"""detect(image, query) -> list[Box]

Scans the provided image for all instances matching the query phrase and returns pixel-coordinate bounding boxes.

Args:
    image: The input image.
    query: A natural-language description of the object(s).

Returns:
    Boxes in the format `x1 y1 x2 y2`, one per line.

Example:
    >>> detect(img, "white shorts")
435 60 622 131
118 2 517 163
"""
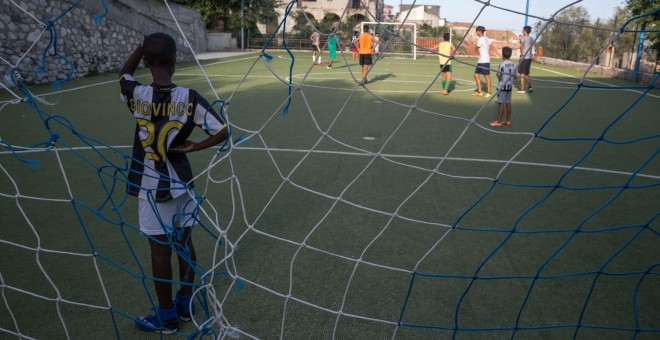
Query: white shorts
138 194 199 236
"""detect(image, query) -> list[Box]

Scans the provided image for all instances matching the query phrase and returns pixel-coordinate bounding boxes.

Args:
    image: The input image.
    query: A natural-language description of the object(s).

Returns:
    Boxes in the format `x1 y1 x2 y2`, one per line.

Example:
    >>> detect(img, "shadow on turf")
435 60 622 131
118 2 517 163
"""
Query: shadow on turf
368 72 395 83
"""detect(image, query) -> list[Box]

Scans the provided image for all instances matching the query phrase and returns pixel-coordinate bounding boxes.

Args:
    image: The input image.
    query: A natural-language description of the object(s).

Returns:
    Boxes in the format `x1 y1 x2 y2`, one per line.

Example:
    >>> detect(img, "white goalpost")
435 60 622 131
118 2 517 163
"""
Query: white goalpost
361 21 417 60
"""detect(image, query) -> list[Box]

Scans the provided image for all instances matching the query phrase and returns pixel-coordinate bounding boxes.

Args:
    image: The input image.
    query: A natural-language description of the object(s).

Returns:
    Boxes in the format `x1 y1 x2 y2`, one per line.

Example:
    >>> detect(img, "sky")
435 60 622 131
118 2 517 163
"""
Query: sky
387 0 627 34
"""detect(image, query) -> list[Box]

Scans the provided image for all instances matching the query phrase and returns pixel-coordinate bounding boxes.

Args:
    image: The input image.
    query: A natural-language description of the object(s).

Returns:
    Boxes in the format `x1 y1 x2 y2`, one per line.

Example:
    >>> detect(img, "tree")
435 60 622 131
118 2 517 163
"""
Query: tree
171 0 280 37
625 0 660 63
608 7 636 67
535 6 591 61
532 5 638 63
417 23 448 38
290 11 316 39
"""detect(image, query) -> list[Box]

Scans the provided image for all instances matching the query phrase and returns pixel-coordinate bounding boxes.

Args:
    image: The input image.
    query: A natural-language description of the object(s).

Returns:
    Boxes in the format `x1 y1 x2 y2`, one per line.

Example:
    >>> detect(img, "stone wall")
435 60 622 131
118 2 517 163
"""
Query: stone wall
0 0 206 86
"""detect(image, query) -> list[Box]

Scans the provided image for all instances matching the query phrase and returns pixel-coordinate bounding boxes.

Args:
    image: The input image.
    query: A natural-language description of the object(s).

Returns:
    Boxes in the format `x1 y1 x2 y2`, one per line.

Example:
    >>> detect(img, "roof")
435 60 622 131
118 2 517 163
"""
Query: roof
400 4 440 15
446 22 474 29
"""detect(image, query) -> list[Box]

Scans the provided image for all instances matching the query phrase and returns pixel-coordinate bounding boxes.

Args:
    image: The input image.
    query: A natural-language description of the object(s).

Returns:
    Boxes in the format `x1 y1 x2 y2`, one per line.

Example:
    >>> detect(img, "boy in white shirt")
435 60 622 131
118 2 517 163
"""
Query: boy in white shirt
473 26 500 98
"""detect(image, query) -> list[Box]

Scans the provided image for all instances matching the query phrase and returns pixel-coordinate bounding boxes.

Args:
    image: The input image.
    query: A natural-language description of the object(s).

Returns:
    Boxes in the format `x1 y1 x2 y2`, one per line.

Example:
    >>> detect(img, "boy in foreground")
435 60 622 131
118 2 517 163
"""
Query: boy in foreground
119 32 228 334
490 46 516 127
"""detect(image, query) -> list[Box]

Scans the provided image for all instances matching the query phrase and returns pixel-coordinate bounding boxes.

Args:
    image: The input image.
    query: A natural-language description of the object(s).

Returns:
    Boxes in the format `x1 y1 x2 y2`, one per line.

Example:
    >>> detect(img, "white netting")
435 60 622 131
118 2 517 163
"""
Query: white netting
1 0 659 339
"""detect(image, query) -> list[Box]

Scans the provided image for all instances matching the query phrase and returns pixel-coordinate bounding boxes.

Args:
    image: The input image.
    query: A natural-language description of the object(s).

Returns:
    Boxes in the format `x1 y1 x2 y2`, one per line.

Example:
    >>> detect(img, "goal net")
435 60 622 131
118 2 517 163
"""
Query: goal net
1 0 659 339
361 22 417 60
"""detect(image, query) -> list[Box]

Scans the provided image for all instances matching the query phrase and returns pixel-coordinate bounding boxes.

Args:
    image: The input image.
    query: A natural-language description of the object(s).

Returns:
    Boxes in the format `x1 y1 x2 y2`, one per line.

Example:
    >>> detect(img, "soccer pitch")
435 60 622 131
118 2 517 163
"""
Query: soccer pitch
1 51 659 339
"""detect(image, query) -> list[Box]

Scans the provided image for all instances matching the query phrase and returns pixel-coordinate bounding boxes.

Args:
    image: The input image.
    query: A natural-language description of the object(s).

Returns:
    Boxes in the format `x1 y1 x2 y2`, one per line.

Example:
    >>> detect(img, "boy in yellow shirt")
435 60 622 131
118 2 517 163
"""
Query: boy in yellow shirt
438 33 457 95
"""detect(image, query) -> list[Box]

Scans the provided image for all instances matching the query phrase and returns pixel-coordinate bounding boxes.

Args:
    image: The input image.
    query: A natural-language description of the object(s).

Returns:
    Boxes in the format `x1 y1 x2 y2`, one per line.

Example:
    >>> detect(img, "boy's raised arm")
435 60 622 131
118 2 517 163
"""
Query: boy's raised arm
120 44 144 77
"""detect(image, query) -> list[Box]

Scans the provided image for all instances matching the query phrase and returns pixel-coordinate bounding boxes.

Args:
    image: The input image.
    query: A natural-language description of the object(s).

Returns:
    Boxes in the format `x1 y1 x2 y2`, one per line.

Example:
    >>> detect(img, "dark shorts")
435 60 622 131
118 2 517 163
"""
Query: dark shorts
440 65 453 73
359 54 373 66
518 59 532 75
311 44 320 52
497 90 512 104
475 63 491 75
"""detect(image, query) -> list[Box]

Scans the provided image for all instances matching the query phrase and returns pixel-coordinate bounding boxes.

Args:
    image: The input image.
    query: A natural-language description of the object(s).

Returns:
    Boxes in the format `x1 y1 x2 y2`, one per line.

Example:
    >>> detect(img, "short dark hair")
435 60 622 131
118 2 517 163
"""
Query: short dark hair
443 33 450 41
143 33 176 67
502 46 512 59
364 26 370 32
523 26 532 34
476 26 485 32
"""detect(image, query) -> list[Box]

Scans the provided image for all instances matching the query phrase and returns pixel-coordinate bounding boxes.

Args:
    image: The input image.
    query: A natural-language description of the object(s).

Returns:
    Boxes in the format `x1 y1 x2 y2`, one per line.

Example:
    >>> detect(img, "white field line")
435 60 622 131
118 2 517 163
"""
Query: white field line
533 65 660 100
0 56 257 105
2 144 658 181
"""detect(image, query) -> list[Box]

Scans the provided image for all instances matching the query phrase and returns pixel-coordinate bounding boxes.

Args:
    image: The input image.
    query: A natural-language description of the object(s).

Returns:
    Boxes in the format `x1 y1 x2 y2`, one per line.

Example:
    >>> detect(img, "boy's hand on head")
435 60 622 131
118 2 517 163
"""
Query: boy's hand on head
169 140 196 154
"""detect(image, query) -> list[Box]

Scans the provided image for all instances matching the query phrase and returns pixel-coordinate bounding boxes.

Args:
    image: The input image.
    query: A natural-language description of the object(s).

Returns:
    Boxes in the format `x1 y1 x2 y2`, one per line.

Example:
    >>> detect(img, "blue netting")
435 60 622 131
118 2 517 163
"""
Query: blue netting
1 0 658 339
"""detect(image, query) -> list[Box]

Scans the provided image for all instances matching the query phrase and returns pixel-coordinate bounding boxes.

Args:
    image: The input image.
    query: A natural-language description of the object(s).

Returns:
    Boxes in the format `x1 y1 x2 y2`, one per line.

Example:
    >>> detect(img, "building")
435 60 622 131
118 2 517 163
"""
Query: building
383 4 396 22
398 4 445 27
446 22 520 58
261 0 385 34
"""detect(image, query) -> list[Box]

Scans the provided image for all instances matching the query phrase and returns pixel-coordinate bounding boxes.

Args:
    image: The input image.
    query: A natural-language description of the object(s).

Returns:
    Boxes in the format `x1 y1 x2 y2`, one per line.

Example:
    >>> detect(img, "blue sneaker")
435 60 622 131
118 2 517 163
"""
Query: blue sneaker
174 290 195 322
136 307 179 334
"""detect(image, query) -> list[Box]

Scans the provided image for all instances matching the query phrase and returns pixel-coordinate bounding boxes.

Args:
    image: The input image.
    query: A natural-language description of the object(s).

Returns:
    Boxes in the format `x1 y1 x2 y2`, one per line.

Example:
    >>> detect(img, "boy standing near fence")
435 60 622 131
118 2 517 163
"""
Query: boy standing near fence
119 32 228 334
518 25 534 93
490 46 516 127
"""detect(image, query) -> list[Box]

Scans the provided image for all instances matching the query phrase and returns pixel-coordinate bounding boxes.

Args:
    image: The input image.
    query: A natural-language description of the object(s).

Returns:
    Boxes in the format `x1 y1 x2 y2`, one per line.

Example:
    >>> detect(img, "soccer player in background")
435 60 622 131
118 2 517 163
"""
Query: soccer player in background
310 27 322 65
355 26 376 84
438 32 457 95
327 32 339 69
518 25 534 93
490 46 516 127
351 31 359 62
119 32 228 334
473 26 500 98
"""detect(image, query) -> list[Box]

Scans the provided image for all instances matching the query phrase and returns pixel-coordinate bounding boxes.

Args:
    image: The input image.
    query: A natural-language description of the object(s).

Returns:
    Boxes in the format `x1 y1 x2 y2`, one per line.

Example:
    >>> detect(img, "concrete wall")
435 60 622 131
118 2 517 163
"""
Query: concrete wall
207 33 237 52
0 0 206 85
538 57 657 85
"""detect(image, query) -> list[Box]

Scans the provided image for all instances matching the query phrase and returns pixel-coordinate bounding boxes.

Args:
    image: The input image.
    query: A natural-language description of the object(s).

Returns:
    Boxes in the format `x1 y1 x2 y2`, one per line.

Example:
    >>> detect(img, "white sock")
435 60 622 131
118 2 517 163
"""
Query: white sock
318 56 321 63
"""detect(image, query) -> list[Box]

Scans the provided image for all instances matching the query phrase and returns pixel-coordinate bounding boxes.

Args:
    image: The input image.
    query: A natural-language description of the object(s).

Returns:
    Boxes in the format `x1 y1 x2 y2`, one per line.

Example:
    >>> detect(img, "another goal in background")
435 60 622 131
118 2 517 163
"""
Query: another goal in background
361 21 417 60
